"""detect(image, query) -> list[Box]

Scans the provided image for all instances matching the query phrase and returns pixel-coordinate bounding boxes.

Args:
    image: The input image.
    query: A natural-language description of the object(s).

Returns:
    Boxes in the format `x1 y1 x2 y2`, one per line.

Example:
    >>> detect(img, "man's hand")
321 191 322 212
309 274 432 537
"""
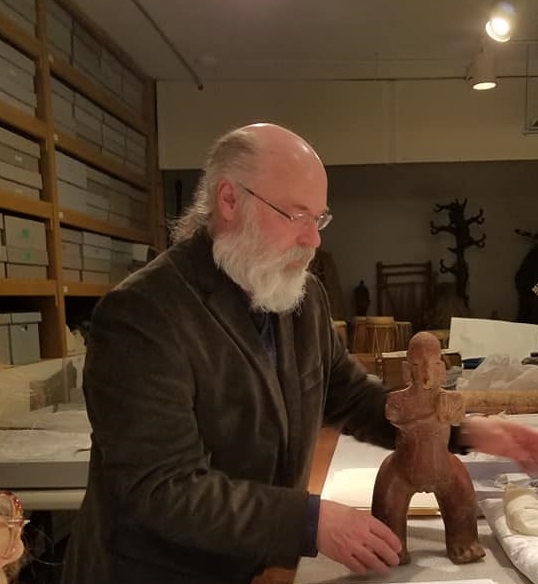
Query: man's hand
317 499 401 575
463 415 538 474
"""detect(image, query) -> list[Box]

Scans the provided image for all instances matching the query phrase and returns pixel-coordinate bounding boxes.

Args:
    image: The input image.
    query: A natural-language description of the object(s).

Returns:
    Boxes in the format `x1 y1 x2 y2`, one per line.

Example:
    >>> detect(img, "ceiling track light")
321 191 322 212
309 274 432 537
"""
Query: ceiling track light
485 1 516 43
466 46 497 90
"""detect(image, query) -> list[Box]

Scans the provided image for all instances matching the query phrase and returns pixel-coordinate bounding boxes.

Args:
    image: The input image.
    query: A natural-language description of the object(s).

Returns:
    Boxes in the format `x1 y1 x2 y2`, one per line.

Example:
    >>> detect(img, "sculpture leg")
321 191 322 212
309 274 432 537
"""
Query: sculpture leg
435 456 485 564
371 455 414 564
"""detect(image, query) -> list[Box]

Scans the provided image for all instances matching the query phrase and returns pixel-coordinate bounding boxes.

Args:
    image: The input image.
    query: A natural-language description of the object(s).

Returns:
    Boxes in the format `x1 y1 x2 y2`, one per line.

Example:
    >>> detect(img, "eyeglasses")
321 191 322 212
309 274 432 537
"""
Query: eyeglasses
238 183 333 231
0 491 27 560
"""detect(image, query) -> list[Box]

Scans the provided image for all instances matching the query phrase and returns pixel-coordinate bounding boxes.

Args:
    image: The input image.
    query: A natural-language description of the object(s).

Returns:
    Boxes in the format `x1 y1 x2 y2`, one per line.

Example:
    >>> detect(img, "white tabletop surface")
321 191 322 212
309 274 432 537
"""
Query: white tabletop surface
295 416 538 584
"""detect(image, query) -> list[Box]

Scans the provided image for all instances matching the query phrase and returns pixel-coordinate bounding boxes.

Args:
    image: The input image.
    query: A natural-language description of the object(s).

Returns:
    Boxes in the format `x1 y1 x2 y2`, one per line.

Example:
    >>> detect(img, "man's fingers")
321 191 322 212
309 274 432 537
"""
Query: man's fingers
370 518 403 553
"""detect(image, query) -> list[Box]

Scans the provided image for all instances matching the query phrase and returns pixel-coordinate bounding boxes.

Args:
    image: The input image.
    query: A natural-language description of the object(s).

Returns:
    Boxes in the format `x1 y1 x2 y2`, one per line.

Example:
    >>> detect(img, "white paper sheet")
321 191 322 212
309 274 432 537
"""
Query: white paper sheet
449 317 538 361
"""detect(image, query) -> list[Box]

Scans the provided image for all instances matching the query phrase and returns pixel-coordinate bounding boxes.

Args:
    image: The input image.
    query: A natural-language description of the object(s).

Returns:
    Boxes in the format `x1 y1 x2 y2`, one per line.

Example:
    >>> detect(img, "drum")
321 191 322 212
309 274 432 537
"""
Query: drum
350 316 368 353
394 321 413 351
366 316 396 356
333 320 348 348
427 329 450 349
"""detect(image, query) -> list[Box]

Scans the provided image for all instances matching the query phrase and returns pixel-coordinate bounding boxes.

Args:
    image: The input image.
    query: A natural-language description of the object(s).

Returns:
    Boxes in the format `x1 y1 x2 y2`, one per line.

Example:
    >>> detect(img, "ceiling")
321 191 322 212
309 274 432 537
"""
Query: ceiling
71 0 538 87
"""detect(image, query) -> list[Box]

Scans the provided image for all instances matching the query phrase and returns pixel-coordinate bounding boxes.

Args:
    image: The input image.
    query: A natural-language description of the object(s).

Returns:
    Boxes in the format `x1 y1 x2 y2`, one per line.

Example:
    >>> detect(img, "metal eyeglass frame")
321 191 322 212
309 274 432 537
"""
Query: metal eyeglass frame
238 183 333 231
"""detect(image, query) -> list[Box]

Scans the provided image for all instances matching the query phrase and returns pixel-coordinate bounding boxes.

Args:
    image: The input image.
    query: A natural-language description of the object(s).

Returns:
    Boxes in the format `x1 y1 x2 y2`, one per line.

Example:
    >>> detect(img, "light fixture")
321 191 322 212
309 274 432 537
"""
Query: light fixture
485 1 516 43
466 46 497 90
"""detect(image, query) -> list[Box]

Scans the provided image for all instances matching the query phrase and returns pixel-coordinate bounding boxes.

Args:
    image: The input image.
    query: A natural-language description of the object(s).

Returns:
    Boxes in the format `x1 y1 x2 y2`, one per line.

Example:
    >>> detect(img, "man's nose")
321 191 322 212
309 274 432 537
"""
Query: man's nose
297 222 321 248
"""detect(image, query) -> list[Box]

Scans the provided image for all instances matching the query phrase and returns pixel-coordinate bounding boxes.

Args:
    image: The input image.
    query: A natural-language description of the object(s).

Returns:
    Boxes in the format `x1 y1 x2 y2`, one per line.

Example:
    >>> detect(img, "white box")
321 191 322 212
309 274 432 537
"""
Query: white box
62 268 80 282
6 246 48 266
0 38 35 75
0 125 39 157
0 142 39 172
103 112 126 135
0 176 40 200
57 179 86 213
74 106 102 133
0 75 37 107
4 215 47 250
6 263 47 279
81 232 111 250
85 191 108 211
55 152 87 188
51 92 74 125
0 56 34 93
82 270 109 285
0 89 34 115
0 4 35 35
75 120 102 146
74 94 102 121
103 138 125 159
60 227 82 244
86 166 111 186
1 0 36 23
0 161 42 189
51 77 74 102
46 12 71 55
85 205 108 221
108 212 129 228
47 0 71 28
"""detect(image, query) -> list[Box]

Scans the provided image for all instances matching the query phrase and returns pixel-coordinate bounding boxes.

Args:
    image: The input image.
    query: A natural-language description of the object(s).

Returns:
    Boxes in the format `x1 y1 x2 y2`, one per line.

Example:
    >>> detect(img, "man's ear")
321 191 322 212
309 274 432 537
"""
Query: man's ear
216 180 238 222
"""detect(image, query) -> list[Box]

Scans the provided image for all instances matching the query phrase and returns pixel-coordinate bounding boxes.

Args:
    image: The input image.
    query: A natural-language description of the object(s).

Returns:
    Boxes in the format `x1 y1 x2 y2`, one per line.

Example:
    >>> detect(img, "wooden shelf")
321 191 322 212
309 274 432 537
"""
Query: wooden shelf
50 56 149 136
54 130 148 190
59 207 152 243
0 101 47 141
0 10 40 59
63 282 111 297
0 191 53 219
0 278 57 296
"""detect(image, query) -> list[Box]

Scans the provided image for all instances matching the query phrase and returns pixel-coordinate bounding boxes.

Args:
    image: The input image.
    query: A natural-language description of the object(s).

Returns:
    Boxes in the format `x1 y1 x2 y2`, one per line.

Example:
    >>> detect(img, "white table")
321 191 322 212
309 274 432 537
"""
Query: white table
295 422 537 584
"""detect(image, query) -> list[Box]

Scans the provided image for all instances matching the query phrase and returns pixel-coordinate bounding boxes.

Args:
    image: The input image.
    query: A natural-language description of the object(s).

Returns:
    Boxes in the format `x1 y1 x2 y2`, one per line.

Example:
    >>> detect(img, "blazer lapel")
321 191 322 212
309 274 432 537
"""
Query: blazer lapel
191 231 289 444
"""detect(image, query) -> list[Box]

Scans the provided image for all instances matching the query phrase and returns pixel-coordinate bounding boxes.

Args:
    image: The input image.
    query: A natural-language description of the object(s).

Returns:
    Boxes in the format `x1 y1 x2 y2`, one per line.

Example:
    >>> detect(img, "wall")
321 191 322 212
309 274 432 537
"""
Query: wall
157 78 538 168
158 77 538 323
164 160 538 322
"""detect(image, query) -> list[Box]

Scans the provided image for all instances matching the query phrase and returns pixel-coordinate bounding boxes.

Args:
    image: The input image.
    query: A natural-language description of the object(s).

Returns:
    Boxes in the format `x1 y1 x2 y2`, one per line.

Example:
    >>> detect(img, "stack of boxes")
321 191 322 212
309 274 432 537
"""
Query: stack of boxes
51 77 147 174
3 214 48 279
0 124 42 200
0 0 35 36
60 226 134 285
0 36 37 116
45 0 144 115
55 151 148 231
0 213 4 277
0 311 42 366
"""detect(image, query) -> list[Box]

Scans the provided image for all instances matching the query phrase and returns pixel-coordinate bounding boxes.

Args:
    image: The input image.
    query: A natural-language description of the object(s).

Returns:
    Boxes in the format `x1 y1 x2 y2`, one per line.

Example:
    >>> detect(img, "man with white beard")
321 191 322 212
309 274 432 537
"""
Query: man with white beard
62 123 538 584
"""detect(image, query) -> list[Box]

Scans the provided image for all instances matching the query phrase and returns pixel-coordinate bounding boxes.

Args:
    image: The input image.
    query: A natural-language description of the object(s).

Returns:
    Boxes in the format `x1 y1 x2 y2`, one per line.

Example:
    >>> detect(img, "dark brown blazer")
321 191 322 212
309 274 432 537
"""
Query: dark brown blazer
61 230 394 584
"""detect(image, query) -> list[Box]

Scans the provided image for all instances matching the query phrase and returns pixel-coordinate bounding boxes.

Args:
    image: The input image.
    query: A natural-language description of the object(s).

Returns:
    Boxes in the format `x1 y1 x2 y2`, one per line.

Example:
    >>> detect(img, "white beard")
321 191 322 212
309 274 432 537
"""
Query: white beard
213 211 315 313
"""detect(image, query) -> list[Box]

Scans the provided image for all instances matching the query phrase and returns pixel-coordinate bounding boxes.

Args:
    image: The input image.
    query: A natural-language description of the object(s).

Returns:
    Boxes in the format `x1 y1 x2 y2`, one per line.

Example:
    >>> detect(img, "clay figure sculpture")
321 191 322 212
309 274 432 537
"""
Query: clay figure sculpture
371 331 485 565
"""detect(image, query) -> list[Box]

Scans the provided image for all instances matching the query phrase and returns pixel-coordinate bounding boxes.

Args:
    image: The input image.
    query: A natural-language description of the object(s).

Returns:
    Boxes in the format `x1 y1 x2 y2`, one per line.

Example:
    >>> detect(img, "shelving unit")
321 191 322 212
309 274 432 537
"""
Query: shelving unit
0 0 163 360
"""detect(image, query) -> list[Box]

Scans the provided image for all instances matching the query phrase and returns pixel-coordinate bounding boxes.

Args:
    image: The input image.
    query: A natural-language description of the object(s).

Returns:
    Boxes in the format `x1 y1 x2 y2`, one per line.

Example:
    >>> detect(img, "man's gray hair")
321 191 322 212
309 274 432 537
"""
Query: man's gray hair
170 127 260 242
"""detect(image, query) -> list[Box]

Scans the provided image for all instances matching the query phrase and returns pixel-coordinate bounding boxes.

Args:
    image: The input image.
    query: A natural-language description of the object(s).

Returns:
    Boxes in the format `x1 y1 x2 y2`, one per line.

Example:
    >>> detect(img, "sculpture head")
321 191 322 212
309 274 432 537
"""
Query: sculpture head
403 331 446 390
